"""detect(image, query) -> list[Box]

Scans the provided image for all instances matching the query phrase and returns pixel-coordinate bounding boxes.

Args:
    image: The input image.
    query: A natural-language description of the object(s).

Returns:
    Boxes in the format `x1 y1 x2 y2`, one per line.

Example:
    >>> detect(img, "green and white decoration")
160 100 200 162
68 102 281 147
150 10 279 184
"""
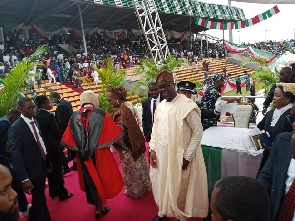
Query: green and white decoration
195 5 280 30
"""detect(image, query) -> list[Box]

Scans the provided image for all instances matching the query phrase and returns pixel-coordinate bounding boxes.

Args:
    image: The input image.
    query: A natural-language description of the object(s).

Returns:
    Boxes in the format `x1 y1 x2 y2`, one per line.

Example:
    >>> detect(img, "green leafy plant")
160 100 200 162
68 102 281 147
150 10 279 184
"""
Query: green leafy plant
242 56 280 95
251 67 279 95
0 45 48 117
92 59 126 114
132 55 186 98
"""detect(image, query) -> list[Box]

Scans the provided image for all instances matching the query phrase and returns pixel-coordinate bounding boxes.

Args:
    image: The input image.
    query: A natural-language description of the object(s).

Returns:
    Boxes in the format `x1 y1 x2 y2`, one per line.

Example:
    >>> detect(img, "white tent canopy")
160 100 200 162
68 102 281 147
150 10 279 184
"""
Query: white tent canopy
269 51 295 72
232 0 294 3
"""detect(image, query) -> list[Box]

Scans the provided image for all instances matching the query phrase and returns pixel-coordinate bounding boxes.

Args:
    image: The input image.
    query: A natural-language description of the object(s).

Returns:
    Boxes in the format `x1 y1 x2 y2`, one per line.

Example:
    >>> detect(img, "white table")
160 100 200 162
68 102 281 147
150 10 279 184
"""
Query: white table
201 125 263 193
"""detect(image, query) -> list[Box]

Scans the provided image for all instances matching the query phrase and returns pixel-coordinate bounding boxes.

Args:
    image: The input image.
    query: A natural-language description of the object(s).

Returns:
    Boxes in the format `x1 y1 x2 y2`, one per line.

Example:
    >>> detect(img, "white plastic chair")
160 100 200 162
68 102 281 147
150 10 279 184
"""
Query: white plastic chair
232 104 254 128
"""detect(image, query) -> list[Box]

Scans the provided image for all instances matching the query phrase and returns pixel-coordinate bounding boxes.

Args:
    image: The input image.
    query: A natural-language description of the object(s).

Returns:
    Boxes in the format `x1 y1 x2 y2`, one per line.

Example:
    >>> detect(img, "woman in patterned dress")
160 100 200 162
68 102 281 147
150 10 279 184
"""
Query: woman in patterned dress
108 84 151 198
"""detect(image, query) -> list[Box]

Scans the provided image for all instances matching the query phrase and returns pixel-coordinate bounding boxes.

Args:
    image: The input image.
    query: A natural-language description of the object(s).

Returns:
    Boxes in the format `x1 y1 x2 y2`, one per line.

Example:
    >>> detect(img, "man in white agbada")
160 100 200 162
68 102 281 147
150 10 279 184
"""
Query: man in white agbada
47 67 56 83
150 70 208 221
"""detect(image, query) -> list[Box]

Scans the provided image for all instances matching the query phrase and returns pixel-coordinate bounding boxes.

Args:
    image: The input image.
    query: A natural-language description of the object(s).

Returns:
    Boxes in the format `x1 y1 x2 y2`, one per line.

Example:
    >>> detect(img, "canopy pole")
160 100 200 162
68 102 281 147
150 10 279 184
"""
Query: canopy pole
206 33 208 57
223 22 227 57
189 17 192 50
228 0 233 42
200 33 203 59
78 4 87 55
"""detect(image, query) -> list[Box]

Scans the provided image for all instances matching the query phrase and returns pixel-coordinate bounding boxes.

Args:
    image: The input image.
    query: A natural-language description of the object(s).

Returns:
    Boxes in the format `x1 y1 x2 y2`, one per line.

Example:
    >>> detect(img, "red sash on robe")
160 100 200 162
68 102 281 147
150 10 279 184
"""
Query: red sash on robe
62 113 124 205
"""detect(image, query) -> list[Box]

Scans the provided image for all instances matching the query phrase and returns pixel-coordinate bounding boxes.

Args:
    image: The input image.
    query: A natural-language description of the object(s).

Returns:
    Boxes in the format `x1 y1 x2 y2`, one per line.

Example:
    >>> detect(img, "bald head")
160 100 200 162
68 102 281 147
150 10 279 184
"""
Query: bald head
0 164 18 218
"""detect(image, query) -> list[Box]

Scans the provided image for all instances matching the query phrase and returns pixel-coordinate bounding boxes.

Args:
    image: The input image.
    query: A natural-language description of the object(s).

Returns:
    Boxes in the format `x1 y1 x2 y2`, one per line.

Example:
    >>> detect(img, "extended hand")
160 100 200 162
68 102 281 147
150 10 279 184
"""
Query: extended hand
225 112 231 116
263 143 271 151
23 180 34 195
182 158 190 170
150 150 157 169
262 108 267 116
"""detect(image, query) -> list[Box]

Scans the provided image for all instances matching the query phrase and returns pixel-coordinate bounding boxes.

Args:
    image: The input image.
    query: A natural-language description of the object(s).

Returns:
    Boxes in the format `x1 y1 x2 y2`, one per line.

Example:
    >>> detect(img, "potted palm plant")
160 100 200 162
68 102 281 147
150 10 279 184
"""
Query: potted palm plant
92 59 126 113
131 55 186 99
0 44 48 117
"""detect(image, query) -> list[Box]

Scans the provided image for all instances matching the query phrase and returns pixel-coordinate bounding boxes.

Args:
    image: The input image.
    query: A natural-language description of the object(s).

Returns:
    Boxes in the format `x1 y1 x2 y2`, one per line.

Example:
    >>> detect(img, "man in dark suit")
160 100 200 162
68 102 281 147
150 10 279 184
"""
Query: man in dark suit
8 97 51 221
35 95 73 201
0 110 31 218
262 67 292 115
258 103 295 221
49 91 73 132
50 91 74 173
142 82 162 142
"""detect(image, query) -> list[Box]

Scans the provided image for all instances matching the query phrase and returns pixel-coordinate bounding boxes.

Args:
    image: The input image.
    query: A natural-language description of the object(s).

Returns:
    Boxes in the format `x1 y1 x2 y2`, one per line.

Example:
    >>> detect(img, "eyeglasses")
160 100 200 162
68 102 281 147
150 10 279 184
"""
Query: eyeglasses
23 105 36 111
157 83 173 90
287 115 295 124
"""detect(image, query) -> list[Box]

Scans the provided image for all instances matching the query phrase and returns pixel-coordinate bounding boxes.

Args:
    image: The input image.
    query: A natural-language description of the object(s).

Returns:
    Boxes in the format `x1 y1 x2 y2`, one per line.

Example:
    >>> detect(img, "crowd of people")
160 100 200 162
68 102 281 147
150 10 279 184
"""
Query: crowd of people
4 67 295 221
2 28 295 221
245 39 295 55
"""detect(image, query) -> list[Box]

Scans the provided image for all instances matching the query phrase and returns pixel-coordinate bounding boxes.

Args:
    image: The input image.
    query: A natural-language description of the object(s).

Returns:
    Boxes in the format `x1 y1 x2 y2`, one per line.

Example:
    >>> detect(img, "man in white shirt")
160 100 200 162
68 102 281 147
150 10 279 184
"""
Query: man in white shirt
8 97 51 221
47 67 56 83
258 102 295 221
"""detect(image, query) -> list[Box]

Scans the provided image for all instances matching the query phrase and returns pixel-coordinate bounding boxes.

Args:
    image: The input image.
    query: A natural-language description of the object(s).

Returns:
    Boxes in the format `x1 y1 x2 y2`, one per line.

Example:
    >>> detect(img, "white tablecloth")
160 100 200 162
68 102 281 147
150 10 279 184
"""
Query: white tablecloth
202 126 263 179
202 127 252 151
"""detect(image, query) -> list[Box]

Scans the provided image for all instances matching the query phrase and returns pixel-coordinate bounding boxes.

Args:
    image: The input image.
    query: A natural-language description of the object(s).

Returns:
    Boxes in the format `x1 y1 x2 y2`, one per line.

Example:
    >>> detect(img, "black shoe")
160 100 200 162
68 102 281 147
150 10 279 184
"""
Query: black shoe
62 168 71 175
70 163 77 171
152 215 167 221
59 193 74 201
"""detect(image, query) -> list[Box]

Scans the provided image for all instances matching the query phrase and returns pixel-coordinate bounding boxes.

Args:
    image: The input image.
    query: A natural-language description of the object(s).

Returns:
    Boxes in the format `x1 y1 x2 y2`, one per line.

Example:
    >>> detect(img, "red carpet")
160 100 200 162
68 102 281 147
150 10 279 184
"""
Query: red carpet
63 82 84 94
19 152 204 221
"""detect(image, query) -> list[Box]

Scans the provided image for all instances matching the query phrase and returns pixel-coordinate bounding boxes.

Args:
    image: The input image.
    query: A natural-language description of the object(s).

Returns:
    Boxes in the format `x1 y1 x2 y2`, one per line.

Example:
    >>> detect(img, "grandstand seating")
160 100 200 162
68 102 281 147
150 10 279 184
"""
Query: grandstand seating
175 58 253 82
23 80 142 113
123 58 253 84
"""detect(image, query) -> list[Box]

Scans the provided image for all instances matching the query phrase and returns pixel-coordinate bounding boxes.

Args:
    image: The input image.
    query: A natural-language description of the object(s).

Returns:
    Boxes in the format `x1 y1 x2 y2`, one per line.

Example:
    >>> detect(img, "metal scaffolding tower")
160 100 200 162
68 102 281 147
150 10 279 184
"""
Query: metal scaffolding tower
133 0 170 66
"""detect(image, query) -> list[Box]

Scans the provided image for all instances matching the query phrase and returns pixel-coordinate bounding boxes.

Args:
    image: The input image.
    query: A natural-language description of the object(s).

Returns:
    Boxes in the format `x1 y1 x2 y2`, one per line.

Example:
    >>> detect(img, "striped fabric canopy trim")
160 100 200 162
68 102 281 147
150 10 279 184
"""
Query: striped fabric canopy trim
81 0 245 20
195 5 280 30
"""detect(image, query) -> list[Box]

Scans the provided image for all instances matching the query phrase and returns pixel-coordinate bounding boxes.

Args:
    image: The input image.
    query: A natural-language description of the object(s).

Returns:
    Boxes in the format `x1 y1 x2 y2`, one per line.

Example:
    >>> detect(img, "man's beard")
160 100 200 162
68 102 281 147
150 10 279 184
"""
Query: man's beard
0 199 19 221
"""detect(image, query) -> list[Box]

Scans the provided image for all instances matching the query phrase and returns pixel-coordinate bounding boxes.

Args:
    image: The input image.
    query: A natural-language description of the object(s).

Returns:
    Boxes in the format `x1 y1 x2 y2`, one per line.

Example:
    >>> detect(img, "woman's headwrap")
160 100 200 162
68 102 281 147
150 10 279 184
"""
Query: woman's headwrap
108 84 127 101
80 90 99 107
276 83 295 103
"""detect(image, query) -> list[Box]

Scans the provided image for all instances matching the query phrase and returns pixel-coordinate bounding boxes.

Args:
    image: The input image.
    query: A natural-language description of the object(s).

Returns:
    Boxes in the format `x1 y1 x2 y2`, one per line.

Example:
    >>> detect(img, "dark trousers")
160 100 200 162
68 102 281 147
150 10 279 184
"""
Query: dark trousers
47 150 68 200
29 161 51 221
236 86 242 94
62 153 70 170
